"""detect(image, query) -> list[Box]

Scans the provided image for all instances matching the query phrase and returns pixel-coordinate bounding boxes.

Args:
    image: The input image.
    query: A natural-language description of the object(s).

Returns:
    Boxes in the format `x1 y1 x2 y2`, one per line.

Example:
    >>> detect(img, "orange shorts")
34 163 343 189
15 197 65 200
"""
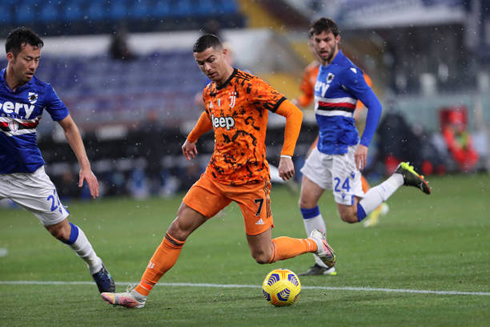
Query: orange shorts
183 174 274 235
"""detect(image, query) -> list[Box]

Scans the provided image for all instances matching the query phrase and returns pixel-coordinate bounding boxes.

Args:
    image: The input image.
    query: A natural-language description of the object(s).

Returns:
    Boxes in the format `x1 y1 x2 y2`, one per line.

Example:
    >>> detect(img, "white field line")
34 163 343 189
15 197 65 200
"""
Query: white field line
1 281 489 296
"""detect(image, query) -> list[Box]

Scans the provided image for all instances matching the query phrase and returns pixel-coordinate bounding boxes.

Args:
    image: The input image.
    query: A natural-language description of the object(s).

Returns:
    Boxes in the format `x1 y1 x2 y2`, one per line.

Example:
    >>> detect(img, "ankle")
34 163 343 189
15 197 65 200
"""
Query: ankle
135 283 152 297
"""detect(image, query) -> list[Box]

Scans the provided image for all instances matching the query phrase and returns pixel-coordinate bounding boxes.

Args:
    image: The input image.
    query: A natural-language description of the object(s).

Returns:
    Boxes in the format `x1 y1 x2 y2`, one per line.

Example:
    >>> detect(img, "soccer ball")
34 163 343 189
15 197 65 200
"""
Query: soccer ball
262 268 301 306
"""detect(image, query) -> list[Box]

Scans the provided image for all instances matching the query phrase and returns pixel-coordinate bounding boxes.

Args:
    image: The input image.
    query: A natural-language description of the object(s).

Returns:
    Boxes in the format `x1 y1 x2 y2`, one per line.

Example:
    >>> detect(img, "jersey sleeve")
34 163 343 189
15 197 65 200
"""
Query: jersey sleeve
296 66 316 108
341 68 382 147
340 67 370 96
44 84 69 121
275 100 303 157
187 111 213 143
247 77 286 113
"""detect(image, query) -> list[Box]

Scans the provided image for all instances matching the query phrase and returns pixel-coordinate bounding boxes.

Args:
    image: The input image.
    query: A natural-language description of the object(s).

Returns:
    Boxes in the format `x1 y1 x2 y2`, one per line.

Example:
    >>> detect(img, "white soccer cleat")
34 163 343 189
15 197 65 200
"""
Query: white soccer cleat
101 285 147 309
298 263 337 276
309 229 336 268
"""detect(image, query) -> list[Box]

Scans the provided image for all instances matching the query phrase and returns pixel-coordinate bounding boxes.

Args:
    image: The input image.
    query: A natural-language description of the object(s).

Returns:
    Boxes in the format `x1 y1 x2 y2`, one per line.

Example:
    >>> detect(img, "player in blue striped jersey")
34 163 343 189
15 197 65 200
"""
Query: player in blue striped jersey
298 18 431 276
0 27 114 293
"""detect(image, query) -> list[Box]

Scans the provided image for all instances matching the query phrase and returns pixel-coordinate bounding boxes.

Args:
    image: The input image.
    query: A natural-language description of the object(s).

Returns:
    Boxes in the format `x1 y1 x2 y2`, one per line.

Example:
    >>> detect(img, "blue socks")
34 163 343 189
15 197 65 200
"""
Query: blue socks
300 206 321 219
62 222 79 245
357 203 367 221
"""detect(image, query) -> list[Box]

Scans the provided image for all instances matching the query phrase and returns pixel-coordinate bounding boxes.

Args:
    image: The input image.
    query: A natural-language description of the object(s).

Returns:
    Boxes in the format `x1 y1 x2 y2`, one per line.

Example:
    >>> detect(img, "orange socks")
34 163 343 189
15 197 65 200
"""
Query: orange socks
134 234 317 294
135 233 185 296
269 236 317 263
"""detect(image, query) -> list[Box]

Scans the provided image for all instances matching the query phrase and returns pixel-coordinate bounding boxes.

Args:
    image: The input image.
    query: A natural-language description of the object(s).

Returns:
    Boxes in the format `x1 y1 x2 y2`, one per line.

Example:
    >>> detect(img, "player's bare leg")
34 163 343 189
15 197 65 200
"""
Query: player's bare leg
246 227 335 266
47 219 115 293
102 203 206 308
298 176 336 275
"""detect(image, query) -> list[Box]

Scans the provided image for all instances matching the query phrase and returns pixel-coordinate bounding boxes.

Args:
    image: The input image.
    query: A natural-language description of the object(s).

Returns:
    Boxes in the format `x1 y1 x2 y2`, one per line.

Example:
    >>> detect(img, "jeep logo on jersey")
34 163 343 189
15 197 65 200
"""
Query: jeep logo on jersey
0 101 35 119
28 92 38 104
211 114 235 130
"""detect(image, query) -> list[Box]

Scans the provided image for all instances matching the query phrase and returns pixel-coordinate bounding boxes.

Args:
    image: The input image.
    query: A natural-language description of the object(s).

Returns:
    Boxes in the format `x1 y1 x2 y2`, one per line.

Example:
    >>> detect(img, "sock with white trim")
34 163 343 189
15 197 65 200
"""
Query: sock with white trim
358 174 404 221
301 206 329 268
63 222 102 274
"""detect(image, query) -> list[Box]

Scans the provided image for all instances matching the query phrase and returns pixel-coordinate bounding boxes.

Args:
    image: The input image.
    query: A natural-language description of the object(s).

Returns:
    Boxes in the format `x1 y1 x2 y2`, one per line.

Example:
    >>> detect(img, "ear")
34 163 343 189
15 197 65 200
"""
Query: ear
6 52 14 62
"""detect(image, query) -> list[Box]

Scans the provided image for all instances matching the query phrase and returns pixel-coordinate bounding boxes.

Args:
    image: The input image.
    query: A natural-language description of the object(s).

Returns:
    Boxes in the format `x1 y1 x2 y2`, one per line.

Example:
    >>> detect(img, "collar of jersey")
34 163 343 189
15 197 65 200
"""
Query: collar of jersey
216 68 238 90
322 50 345 68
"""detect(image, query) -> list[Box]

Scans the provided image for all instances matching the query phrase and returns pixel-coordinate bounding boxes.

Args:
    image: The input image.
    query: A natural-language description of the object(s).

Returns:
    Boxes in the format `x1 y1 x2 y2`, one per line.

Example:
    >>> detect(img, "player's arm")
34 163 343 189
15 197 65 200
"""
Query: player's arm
356 88 382 170
293 65 316 108
58 114 99 198
292 87 314 109
293 80 314 109
182 111 213 160
344 71 382 170
274 100 303 181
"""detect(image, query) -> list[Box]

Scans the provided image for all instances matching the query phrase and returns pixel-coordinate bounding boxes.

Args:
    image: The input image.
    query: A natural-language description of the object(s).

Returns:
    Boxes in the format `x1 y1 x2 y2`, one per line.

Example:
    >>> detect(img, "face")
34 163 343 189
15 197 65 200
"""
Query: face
7 43 41 86
312 30 340 65
194 46 231 85
308 35 321 62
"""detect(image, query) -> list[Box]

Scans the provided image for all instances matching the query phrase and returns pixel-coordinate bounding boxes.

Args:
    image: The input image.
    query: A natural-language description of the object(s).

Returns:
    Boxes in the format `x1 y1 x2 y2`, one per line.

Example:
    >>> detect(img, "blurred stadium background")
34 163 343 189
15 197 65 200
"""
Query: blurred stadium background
0 0 489 201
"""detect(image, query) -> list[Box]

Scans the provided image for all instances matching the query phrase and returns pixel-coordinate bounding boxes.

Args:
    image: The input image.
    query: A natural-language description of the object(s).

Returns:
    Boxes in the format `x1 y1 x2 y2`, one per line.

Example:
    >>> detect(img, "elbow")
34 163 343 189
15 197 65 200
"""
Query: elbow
294 107 303 121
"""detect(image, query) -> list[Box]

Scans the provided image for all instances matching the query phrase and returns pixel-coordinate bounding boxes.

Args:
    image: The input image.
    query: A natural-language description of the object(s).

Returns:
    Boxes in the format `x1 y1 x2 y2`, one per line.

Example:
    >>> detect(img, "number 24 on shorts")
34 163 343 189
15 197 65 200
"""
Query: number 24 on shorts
47 189 63 214
334 177 350 193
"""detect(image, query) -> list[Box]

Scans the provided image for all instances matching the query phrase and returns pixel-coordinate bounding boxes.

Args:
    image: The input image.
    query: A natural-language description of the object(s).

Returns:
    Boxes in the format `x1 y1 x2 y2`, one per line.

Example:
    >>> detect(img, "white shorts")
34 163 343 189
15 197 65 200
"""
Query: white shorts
0 166 69 226
301 146 364 205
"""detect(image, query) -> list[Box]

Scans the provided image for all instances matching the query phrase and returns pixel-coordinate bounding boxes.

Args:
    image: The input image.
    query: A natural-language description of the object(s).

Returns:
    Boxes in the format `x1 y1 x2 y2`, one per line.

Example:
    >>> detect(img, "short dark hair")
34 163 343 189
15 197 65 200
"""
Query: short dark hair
193 34 223 53
5 27 44 56
309 18 340 38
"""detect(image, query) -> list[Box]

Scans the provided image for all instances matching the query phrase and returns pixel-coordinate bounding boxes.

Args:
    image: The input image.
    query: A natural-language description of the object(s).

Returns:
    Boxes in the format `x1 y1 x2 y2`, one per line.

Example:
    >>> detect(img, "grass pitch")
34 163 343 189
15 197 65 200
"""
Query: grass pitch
1 174 489 326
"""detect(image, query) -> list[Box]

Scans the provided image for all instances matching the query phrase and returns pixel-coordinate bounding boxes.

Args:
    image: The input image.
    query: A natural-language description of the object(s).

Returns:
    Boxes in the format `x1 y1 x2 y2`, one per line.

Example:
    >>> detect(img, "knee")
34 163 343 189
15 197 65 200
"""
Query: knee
47 223 71 242
299 197 314 210
340 212 358 224
167 219 189 241
253 254 270 265
251 249 272 265
167 216 197 242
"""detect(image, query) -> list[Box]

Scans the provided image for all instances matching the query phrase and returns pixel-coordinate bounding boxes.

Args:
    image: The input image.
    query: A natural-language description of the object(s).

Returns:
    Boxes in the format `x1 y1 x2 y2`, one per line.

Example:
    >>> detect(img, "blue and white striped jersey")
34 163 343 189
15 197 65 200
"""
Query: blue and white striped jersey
0 68 69 174
314 50 382 155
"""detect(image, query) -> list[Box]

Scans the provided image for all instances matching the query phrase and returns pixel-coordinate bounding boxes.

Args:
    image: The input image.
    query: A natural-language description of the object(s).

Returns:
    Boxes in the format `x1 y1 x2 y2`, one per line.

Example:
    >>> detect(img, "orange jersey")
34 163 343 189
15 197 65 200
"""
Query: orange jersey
201 69 286 186
296 61 319 108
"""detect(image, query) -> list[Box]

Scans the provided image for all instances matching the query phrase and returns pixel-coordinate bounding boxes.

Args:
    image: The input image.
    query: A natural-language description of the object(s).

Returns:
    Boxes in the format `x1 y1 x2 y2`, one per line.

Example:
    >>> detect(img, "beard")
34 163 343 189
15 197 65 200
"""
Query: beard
318 44 337 64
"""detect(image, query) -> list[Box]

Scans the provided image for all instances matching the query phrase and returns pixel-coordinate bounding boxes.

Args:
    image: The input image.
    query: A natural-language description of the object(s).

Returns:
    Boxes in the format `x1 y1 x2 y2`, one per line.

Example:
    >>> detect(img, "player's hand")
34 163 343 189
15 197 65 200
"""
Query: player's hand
79 168 99 198
278 156 295 181
182 139 198 160
355 145 368 171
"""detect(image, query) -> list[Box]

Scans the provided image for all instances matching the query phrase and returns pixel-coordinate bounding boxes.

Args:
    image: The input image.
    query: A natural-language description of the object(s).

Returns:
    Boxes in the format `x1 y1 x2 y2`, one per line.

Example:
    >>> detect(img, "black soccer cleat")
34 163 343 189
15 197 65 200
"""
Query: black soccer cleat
395 162 431 195
92 263 115 293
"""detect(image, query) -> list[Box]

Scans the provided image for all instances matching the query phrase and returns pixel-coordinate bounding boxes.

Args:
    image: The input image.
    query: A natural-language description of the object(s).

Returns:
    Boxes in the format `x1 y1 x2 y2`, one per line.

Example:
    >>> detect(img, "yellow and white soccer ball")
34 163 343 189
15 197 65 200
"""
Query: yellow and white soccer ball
262 268 301 306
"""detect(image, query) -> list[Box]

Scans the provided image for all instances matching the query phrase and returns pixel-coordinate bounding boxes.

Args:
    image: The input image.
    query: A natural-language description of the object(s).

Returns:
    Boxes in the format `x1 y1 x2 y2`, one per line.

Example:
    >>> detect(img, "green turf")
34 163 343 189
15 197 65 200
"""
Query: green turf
1 174 489 326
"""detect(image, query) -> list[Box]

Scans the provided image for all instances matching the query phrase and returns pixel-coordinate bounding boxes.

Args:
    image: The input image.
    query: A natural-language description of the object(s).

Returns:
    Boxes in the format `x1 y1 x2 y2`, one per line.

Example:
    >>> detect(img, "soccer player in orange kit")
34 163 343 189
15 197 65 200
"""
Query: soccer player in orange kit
101 34 336 308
